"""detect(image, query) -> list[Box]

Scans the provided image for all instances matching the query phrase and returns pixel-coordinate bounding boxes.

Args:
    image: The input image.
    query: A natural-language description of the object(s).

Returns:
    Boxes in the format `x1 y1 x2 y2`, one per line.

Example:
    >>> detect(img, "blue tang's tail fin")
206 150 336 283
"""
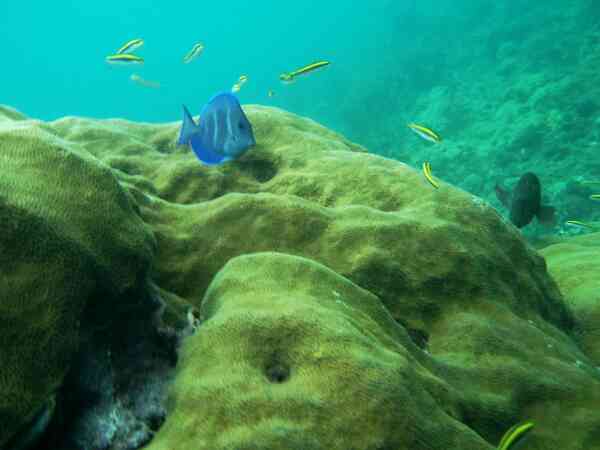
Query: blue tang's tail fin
178 104 199 146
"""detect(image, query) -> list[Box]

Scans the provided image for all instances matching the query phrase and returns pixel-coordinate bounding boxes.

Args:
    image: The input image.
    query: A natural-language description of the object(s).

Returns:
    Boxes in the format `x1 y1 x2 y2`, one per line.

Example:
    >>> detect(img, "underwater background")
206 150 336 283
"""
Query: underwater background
3 0 600 239
3 2 600 450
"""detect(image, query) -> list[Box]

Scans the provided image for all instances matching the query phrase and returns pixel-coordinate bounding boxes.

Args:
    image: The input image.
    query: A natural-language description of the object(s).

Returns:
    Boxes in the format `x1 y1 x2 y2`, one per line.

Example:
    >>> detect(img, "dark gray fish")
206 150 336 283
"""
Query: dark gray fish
495 172 555 228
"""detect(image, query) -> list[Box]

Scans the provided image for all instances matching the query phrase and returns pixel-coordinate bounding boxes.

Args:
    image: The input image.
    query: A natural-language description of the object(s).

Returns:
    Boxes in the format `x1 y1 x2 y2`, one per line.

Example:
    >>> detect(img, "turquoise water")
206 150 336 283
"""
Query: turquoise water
1 1 393 129
2 3 600 450
2 1 600 231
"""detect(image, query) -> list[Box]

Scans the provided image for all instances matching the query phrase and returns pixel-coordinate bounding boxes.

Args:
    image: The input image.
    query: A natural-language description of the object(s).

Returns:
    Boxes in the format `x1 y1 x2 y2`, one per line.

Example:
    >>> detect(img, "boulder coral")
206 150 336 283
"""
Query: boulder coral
0 104 599 449
0 109 163 449
541 233 600 364
145 252 490 450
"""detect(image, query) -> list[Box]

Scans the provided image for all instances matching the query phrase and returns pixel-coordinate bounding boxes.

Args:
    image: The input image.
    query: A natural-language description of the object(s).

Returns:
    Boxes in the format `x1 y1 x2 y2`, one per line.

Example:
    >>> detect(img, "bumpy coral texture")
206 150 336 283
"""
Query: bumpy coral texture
541 234 600 364
145 252 491 450
0 110 155 447
1 103 600 449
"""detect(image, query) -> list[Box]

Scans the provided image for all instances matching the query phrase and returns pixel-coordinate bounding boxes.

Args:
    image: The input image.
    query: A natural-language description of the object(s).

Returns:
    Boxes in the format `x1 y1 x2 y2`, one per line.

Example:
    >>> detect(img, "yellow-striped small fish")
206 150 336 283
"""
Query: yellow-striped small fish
231 75 248 93
117 38 144 55
280 60 330 83
106 54 144 65
422 161 439 189
408 123 442 143
497 421 534 450
590 194 600 201
130 73 160 89
268 89 275 98
183 42 204 64
581 180 600 185
565 220 594 230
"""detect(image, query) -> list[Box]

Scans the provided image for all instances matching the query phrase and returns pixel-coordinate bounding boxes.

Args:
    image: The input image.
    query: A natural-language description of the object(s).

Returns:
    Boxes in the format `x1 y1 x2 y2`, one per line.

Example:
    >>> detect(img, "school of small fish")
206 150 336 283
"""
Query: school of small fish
106 38 145 65
104 38 596 236
104 39 332 167
406 101 599 233
106 39 206 88
105 39 330 97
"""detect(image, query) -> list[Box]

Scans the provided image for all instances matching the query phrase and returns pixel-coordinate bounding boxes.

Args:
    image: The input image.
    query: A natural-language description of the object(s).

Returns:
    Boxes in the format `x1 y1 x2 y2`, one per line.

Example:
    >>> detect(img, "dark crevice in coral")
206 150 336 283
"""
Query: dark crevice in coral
238 157 278 183
33 282 184 450
3 397 56 450
406 326 430 351
151 137 176 154
264 355 291 384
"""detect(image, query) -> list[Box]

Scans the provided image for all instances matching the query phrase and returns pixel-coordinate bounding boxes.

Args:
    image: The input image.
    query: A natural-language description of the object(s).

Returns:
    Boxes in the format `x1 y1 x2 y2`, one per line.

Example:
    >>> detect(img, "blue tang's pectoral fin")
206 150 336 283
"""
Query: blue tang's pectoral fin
190 135 232 165
177 104 199 146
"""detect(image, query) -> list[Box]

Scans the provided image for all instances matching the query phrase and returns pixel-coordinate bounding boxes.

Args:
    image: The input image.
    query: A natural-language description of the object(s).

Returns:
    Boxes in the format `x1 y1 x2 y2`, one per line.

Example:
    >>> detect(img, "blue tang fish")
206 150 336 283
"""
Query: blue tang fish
177 92 256 165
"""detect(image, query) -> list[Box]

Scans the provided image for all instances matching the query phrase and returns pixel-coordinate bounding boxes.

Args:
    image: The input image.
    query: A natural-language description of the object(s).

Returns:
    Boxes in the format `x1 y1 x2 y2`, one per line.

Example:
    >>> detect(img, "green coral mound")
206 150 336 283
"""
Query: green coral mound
2 103 600 449
146 252 490 450
0 109 156 447
52 106 572 336
541 232 600 364
335 2 600 236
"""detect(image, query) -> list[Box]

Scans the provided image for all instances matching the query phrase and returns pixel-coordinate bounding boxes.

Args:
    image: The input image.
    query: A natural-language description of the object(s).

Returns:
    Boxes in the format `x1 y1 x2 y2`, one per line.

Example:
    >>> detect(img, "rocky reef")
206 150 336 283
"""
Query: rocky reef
336 1 600 238
1 103 599 450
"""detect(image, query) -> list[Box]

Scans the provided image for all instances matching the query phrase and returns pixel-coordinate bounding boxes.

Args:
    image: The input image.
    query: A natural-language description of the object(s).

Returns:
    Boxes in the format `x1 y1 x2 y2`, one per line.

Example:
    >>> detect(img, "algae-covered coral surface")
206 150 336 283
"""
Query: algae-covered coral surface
1 102 600 450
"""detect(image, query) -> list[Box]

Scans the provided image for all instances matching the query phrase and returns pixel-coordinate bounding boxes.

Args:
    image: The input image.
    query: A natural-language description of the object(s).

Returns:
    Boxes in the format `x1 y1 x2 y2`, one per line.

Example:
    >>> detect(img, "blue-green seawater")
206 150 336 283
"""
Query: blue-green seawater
2 0 600 236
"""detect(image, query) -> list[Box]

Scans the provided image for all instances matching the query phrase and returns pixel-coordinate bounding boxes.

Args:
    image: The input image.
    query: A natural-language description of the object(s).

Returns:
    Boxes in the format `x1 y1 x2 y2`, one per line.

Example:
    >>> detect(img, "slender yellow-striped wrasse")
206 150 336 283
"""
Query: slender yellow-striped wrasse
106 54 144 65
116 38 144 54
183 42 204 63
231 75 249 93
565 220 594 230
408 123 442 143
280 60 330 83
130 74 160 89
422 161 439 189
497 421 534 450
581 180 600 185
590 194 600 201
